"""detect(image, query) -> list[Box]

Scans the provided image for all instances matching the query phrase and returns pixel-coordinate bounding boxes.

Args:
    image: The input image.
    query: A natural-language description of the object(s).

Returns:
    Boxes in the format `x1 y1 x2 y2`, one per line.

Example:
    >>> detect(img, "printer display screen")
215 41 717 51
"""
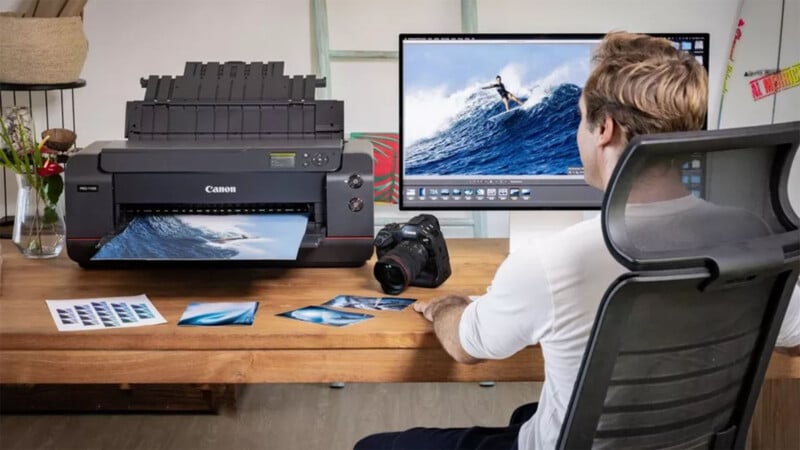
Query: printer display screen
270 152 296 169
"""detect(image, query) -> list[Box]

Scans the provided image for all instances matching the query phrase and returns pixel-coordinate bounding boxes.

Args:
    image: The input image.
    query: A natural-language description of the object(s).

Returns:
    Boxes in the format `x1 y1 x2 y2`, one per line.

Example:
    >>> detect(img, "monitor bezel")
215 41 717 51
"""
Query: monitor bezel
398 32 710 211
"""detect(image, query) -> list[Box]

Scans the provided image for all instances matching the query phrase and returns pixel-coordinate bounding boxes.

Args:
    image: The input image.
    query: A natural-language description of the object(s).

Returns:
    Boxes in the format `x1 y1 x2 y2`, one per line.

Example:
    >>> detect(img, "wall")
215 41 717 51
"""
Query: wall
81 0 314 144
2 0 797 240
1 0 313 218
484 0 799 249
323 0 745 239
322 0 501 237
320 0 773 240
327 0 461 132
717 0 800 211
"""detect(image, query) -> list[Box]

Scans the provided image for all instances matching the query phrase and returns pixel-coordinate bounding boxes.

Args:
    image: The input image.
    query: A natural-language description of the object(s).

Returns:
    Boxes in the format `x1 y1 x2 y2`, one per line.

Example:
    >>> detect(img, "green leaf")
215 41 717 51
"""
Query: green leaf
44 174 64 205
44 206 59 224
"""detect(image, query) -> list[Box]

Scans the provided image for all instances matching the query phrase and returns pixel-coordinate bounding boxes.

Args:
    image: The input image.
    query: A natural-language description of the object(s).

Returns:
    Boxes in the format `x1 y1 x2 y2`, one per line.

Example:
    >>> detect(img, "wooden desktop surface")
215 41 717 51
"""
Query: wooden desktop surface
0 238 543 384
1 238 798 448
1 237 798 384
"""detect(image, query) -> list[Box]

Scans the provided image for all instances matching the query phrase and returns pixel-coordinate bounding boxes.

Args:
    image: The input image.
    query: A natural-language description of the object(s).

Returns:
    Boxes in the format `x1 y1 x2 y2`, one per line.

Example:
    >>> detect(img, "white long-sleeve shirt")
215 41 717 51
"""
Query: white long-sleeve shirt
459 195 800 450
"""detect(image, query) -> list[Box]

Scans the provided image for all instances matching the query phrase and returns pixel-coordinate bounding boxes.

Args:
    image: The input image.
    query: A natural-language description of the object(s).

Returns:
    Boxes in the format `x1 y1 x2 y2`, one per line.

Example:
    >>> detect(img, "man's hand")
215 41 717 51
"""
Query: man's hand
413 296 467 322
412 300 435 321
414 295 481 364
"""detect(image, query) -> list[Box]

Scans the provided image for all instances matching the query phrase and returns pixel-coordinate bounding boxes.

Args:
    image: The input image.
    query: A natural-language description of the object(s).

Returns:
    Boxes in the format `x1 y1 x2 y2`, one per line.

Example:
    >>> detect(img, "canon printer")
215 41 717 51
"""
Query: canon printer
65 61 374 267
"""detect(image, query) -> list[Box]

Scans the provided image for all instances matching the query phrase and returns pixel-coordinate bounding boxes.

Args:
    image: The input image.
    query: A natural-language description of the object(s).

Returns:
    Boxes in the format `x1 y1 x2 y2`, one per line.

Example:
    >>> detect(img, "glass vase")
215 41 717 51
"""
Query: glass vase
12 174 66 259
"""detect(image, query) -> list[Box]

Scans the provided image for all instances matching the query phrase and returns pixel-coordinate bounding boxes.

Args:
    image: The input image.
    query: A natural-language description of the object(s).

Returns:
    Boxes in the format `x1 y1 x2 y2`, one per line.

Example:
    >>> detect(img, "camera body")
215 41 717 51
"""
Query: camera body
373 214 452 295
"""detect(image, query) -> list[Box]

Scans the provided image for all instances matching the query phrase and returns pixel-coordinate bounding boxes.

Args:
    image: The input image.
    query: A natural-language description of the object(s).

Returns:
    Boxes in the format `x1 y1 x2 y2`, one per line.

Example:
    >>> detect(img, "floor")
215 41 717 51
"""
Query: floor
0 382 542 450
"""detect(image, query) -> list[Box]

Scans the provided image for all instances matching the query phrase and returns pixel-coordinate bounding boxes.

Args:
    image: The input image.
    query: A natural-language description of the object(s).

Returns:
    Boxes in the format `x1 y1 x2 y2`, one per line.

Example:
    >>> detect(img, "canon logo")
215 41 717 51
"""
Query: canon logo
205 185 237 194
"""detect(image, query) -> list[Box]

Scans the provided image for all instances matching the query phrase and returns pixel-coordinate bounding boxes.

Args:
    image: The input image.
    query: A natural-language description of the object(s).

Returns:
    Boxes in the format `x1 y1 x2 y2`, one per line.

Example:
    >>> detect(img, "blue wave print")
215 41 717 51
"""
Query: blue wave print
92 214 308 260
178 302 259 326
405 83 583 176
277 306 373 327
323 295 415 311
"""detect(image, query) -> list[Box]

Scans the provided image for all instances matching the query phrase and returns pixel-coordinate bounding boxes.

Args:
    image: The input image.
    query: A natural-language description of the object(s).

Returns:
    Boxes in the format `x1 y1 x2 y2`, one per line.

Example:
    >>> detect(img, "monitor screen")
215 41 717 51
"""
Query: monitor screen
399 33 710 210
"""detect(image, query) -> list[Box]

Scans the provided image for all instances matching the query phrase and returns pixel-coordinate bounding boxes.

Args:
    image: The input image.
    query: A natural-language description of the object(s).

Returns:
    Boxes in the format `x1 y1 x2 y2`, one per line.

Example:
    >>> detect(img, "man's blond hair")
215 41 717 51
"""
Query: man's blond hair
583 32 708 141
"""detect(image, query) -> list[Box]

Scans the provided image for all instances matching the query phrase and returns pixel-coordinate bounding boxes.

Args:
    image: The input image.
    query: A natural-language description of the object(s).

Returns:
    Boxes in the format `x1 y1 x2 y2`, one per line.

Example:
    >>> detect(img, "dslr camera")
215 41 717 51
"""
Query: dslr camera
373 214 452 295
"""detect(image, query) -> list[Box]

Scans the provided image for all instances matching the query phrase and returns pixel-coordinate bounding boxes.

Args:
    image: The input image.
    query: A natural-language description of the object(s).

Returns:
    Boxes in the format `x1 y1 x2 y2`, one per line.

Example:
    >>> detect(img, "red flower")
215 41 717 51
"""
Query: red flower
37 160 64 177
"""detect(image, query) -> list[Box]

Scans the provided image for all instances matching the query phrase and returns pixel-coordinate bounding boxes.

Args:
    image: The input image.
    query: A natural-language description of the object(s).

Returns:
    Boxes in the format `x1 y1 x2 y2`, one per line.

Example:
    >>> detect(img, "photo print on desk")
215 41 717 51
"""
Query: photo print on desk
178 302 260 326
276 306 374 327
91 214 308 261
323 295 416 311
46 294 167 332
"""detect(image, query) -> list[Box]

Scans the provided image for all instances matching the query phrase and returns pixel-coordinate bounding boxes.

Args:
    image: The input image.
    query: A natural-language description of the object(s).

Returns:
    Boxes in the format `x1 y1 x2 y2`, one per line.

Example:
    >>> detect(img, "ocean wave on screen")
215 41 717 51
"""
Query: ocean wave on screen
404 60 587 176
405 83 583 176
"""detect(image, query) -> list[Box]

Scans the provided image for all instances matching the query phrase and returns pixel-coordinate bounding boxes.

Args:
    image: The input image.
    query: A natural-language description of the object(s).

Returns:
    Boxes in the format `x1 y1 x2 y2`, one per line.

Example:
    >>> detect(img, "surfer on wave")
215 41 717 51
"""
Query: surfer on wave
481 75 524 111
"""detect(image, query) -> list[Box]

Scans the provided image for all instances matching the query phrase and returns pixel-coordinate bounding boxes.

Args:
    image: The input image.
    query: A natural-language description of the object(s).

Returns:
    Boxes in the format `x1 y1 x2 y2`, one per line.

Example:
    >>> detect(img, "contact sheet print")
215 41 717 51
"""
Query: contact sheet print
46 294 167 332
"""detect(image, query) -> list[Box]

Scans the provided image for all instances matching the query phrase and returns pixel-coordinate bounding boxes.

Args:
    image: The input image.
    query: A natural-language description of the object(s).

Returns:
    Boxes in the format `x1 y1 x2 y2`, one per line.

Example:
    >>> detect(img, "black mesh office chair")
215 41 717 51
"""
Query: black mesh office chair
557 121 800 449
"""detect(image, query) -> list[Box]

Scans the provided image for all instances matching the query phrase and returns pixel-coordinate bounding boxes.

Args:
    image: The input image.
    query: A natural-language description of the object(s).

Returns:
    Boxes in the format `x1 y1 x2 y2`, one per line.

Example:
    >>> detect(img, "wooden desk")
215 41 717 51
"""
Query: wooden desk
0 239 541 384
1 239 797 448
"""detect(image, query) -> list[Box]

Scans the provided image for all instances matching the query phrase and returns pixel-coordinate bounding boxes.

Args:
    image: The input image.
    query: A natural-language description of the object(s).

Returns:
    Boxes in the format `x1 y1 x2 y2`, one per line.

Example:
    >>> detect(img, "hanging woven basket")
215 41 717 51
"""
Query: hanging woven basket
0 13 88 84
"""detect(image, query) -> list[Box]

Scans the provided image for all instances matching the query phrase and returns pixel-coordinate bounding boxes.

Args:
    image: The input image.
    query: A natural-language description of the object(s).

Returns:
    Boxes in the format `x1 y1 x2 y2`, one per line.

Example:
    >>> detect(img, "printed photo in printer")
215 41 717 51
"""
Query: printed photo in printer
403 41 593 176
91 214 308 260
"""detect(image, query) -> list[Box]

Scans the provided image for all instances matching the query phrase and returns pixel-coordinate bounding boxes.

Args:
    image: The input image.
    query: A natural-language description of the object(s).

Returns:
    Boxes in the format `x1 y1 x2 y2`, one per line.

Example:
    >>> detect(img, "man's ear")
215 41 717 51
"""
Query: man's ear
595 115 616 148
595 115 625 188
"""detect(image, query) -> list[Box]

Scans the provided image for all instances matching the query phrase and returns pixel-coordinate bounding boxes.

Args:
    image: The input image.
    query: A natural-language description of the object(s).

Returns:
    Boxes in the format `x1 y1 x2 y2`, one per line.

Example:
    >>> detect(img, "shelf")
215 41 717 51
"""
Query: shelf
1 80 85 236
0 79 86 91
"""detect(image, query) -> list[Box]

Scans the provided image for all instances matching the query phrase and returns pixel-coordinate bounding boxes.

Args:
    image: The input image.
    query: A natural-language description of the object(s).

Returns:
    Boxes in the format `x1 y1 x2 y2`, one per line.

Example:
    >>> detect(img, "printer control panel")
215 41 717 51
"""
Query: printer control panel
307 152 329 167
267 150 339 171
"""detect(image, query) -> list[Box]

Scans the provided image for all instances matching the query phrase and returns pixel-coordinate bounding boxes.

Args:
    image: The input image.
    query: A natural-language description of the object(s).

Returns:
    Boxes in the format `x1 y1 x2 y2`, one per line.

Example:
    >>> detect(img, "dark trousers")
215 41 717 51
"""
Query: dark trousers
354 402 538 450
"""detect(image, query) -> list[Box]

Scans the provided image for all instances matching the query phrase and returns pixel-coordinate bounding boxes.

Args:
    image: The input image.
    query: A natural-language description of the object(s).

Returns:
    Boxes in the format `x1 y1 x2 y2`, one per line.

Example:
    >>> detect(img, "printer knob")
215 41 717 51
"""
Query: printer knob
348 197 364 212
347 174 363 189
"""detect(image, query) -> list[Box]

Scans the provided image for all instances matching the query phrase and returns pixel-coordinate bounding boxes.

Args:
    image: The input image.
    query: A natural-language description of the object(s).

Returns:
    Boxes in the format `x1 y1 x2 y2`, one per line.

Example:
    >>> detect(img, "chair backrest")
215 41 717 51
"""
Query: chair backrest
557 121 800 449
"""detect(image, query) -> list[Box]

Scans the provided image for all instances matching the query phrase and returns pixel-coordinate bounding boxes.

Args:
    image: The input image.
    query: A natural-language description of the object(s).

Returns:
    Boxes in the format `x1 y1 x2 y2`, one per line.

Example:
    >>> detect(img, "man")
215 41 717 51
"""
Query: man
482 75 524 111
355 32 800 450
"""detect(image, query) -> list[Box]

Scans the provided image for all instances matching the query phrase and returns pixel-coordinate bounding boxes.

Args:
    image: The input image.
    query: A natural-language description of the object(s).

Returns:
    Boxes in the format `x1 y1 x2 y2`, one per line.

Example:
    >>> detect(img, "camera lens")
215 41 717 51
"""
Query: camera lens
373 261 408 295
374 240 428 295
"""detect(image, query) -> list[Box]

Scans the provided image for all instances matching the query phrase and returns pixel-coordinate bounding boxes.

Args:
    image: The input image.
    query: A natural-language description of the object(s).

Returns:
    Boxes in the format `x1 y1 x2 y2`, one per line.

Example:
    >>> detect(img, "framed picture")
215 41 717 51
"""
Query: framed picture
350 132 399 204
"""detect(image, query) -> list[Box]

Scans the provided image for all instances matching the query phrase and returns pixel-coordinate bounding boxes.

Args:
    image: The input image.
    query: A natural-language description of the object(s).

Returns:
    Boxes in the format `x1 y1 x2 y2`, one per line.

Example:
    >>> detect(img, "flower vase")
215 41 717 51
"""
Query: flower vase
12 174 65 259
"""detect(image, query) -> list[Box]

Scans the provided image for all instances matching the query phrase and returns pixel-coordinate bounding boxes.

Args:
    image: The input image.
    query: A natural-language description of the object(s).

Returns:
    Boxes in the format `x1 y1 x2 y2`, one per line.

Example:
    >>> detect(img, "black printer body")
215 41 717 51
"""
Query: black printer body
65 62 374 267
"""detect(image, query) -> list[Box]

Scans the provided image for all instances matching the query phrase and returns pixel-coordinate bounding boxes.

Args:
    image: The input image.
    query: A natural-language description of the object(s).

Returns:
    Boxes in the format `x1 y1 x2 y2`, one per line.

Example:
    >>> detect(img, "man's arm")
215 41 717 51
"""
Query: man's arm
414 296 483 364
776 345 800 357
415 245 556 364
775 283 800 356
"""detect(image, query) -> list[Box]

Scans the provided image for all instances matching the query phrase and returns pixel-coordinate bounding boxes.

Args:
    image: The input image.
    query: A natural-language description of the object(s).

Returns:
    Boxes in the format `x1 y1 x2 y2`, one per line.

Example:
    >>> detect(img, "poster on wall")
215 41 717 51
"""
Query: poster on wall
748 62 800 101
350 132 399 204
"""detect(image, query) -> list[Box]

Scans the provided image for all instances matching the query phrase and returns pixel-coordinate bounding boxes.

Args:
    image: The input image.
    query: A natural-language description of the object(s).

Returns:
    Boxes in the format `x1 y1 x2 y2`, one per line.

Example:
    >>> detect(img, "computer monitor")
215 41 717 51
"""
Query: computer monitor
399 33 710 210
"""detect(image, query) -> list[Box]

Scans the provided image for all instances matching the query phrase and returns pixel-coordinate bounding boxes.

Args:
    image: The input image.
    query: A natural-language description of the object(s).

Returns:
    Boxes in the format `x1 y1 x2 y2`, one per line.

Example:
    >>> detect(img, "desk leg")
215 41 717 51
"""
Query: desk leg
747 378 800 450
